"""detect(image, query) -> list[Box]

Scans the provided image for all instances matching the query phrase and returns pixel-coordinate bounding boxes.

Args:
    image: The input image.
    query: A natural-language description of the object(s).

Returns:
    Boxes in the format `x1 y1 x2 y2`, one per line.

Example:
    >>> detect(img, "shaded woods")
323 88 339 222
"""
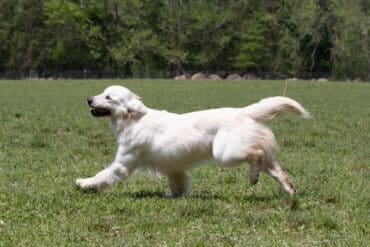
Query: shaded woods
0 0 368 80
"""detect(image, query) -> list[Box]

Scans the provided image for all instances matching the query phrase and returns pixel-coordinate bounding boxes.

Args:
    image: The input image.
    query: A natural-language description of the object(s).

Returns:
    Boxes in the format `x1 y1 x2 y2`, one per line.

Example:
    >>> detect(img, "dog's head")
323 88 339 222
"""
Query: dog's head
87 85 147 119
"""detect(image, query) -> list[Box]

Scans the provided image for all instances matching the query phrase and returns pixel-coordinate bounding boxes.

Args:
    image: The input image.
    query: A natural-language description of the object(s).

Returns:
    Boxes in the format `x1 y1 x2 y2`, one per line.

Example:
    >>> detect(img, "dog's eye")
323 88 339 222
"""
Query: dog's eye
106 95 112 100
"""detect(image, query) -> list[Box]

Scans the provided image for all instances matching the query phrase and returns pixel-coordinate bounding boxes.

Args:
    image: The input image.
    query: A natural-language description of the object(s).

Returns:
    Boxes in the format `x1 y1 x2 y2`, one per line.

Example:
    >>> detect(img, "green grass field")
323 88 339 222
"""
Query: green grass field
0 79 369 246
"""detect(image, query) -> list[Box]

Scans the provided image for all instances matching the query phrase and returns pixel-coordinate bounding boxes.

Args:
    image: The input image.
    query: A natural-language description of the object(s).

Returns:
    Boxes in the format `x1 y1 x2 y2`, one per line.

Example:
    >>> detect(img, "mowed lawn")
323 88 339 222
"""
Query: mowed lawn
0 79 369 246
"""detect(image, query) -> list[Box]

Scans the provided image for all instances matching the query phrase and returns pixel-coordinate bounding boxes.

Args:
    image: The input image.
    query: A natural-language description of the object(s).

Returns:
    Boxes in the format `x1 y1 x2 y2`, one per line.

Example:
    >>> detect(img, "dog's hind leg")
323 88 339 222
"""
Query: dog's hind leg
164 171 190 198
245 148 263 185
249 164 261 185
264 160 296 196
245 148 295 195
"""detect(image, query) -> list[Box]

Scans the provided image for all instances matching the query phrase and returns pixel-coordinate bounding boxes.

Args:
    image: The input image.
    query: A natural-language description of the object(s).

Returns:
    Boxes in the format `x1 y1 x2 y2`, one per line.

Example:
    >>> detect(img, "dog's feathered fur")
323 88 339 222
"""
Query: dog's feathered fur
76 85 309 196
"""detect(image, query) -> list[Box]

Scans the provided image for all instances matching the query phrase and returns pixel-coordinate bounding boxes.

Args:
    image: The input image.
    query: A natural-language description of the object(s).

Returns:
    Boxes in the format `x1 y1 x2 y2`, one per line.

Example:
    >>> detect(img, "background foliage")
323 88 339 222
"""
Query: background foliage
0 0 369 80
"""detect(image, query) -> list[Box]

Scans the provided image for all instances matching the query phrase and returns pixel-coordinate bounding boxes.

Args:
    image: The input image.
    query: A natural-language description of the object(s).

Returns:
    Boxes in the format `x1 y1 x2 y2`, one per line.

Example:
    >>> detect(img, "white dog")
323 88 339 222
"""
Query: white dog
75 85 309 197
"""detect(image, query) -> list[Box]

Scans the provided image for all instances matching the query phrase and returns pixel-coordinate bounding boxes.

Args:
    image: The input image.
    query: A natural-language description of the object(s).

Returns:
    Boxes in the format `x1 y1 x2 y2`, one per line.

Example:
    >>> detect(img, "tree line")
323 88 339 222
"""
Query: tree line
0 0 369 80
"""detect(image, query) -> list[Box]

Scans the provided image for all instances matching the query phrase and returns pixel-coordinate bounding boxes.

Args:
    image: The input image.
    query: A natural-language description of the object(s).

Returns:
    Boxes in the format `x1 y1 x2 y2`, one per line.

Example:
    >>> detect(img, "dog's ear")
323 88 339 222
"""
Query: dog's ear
126 97 147 118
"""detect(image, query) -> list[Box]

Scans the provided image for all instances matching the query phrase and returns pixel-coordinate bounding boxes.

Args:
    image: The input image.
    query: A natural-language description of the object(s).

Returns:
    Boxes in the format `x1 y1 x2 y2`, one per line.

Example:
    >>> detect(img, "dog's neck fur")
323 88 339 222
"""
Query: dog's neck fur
109 110 148 139
110 115 132 137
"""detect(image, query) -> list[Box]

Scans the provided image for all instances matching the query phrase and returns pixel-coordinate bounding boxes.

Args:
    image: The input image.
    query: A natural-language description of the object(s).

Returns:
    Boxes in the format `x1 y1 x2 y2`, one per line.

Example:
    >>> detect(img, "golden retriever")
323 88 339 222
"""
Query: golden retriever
75 85 309 197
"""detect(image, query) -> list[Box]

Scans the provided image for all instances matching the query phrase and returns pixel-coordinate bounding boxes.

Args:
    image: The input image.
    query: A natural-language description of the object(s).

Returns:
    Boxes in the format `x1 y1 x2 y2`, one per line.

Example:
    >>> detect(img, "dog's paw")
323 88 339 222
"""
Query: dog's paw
75 178 88 189
162 192 176 199
162 192 186 199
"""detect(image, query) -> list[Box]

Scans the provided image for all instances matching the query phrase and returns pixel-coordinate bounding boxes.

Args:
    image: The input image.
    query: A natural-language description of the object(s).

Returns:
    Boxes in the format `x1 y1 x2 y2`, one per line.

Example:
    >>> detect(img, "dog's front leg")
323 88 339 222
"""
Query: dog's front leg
164 171 191 198
75 162 131 190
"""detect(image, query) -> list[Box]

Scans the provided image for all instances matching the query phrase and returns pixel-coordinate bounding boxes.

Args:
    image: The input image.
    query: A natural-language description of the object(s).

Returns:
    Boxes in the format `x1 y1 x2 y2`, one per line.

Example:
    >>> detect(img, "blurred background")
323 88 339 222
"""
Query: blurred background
0 0 368 80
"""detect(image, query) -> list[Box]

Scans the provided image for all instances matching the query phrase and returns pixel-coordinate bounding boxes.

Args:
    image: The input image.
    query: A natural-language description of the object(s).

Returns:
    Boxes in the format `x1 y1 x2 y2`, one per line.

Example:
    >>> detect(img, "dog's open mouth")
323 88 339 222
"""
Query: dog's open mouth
90 107 111 117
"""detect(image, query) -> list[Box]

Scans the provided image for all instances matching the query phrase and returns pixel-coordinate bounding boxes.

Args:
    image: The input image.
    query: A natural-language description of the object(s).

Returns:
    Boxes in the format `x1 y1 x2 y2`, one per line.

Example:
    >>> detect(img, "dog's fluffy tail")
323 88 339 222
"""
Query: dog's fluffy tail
244 96 310 122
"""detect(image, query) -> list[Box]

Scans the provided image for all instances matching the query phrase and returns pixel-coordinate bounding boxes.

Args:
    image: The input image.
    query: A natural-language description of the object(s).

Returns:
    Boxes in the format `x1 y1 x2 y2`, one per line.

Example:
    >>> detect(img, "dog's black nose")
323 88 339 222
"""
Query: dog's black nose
87 97 93 106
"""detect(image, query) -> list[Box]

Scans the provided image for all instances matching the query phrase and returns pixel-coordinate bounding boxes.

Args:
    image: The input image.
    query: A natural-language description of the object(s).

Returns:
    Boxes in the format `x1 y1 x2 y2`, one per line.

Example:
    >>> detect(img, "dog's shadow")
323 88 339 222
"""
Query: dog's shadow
121 191 164 199
119 190 280 203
